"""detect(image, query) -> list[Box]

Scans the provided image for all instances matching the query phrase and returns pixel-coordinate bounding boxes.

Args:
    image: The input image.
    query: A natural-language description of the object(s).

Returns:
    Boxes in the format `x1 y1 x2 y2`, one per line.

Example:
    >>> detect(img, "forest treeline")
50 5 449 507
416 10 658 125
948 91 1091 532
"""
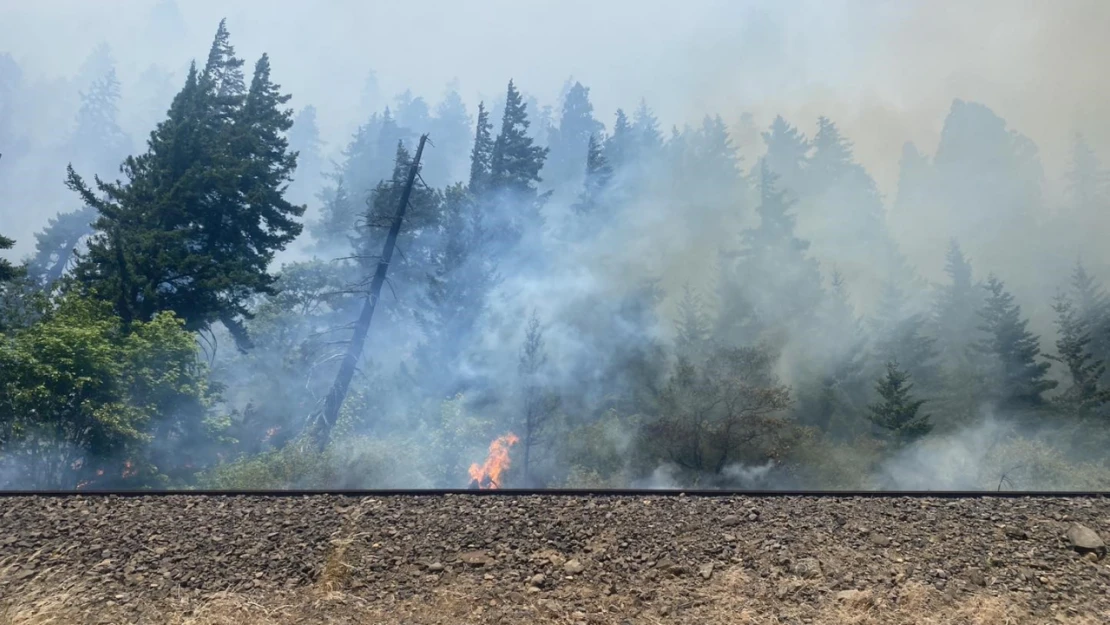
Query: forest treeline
2 21 1110 491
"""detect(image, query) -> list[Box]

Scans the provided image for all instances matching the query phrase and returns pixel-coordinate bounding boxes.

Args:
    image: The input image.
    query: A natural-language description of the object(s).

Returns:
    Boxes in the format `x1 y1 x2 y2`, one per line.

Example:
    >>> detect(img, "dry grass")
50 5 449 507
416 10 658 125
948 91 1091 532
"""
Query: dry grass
4 572 1107 625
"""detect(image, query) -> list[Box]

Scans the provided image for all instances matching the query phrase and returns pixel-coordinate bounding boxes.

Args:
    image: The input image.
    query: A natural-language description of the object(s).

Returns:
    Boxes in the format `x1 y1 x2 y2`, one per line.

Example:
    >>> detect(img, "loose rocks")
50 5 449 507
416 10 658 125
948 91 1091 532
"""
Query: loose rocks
1 494 1109 622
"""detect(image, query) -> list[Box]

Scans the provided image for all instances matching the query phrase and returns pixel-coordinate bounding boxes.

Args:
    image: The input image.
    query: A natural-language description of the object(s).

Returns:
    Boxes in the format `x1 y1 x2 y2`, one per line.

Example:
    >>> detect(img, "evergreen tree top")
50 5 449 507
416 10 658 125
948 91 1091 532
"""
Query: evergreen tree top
867 361 932 445
201 18 245 103
489 80 548 196
943 239 974 290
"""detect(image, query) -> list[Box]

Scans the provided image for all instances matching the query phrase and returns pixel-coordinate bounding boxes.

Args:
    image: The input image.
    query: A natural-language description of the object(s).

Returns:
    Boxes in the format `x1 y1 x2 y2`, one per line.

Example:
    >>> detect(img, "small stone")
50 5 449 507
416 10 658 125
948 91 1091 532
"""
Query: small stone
791 557 822 579
459 551 493 567
869 534 892 548
1003 526 1029 540
530 573 546 586
836 589 863 602
1066 524 1105 553
967 570 987 587
722 515 742 527
699 563 714 580
428 562 444 572
564 559 585 574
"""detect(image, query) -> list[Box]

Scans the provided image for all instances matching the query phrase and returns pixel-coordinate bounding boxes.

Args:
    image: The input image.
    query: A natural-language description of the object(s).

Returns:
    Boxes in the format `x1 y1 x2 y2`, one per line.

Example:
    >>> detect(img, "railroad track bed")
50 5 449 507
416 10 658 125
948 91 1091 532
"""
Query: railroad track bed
2 493 1109 624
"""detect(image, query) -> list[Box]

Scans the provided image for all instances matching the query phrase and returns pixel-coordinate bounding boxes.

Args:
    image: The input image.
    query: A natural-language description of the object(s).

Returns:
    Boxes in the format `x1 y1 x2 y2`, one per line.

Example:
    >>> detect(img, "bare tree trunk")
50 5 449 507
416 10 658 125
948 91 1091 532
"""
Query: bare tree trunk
312 134 429 451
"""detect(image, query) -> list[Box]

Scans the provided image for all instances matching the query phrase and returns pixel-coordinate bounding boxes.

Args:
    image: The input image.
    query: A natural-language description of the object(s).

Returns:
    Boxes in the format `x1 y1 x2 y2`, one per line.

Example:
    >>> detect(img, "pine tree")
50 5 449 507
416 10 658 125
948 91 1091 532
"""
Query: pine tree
27 206 97 284
547 81 604 189
604 108 634 170
1064 134 1108 214
894 142 932 212
68 68 132 178
717 160 822 343
976 275 1057 408
518 310 559 484
488 80 549 243
674 283 711 362
489 80 548 196
692 115 741 191
287 105 325 204
572 134 613 216
632 98 663 156
310 178 357 251
1048 293 1110 414
933 240 984 362
414 183 498 399
427 85 471 187
394 89 430 132
867 361 932 446
68 24 304 348
807 116 853 194
871 279 941 391
200 19 245 116
761 115 809 197
0 233 18 283
1070 261 1110 377
468 102 494 194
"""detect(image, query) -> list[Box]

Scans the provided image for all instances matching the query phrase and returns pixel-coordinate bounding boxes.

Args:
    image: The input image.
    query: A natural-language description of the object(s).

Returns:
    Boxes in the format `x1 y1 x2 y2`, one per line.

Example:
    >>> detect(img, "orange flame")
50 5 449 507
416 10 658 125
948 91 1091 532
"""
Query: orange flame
122 460 136 479
468 433 519 489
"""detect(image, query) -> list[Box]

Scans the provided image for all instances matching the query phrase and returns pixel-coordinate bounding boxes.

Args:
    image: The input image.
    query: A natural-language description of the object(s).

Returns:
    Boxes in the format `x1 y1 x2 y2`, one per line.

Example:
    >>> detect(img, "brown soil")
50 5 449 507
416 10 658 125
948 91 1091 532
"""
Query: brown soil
2 494 1108 624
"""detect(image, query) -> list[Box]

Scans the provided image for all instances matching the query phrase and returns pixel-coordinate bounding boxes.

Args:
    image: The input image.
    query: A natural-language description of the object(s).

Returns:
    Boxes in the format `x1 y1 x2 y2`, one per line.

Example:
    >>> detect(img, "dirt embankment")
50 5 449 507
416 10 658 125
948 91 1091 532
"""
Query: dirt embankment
2 494 1109 624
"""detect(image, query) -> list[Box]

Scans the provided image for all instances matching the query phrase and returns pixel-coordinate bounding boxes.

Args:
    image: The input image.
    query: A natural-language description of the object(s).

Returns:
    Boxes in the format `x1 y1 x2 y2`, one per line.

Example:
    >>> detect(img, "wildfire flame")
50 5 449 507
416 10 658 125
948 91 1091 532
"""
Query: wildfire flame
468 433 519 489
122 460 136 479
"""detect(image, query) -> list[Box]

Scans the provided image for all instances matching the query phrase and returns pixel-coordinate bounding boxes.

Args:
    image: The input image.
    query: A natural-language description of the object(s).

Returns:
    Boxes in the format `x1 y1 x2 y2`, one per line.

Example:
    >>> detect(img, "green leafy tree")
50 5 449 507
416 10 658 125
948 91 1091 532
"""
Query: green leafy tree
0 294 213 489
867 361 932 446
68 23 304 349
976 275 1057 408
643 345 792 482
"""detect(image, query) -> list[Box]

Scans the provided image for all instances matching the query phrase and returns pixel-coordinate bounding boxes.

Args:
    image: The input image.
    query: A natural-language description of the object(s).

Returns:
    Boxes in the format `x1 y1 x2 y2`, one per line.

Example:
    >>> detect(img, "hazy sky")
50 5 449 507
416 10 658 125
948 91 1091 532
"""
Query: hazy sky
1 0 1108 231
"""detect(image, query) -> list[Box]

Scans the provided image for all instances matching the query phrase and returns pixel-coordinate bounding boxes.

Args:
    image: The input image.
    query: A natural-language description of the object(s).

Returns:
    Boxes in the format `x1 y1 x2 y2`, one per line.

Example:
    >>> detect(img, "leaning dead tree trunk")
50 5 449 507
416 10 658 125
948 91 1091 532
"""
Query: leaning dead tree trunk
312 134 429 451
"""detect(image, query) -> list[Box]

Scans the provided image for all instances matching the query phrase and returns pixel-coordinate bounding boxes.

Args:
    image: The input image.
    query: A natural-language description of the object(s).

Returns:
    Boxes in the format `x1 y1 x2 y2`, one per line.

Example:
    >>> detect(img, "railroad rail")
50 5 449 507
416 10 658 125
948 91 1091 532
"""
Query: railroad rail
1 488 1108 498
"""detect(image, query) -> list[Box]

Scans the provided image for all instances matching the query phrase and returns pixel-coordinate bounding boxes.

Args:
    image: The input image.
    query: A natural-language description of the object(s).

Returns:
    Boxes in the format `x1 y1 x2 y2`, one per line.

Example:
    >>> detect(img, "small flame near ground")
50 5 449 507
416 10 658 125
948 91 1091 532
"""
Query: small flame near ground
468 433 519 489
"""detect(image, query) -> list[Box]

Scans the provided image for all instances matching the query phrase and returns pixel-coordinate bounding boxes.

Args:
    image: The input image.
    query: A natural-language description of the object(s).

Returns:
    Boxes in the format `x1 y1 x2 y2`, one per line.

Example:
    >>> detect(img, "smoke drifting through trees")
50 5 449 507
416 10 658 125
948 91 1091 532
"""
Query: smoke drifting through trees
2 3 1110 491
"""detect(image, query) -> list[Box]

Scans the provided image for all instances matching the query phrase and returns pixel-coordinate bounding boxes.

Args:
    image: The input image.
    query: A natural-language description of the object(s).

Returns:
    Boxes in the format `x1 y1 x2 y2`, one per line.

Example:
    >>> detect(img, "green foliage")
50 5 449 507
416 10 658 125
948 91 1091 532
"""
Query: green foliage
489 80 549 200
468 102 494 194
67 23 304 348
572 134 613 216
867 361 933 446
1048 293 1110 415
0 293 213 489
642 346 793 480
976 275 1057 408
26 206 95 285
0 232 19 283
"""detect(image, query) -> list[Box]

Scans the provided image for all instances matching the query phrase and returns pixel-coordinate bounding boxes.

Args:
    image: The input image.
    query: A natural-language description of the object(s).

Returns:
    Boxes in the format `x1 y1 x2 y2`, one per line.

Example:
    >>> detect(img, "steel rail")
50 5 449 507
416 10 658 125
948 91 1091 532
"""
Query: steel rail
1 489 1108 498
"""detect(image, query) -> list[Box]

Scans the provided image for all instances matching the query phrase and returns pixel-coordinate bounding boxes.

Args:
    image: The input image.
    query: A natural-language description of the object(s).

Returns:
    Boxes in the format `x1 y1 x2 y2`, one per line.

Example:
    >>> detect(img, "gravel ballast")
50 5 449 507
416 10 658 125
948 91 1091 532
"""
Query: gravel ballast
2 494 1109 623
